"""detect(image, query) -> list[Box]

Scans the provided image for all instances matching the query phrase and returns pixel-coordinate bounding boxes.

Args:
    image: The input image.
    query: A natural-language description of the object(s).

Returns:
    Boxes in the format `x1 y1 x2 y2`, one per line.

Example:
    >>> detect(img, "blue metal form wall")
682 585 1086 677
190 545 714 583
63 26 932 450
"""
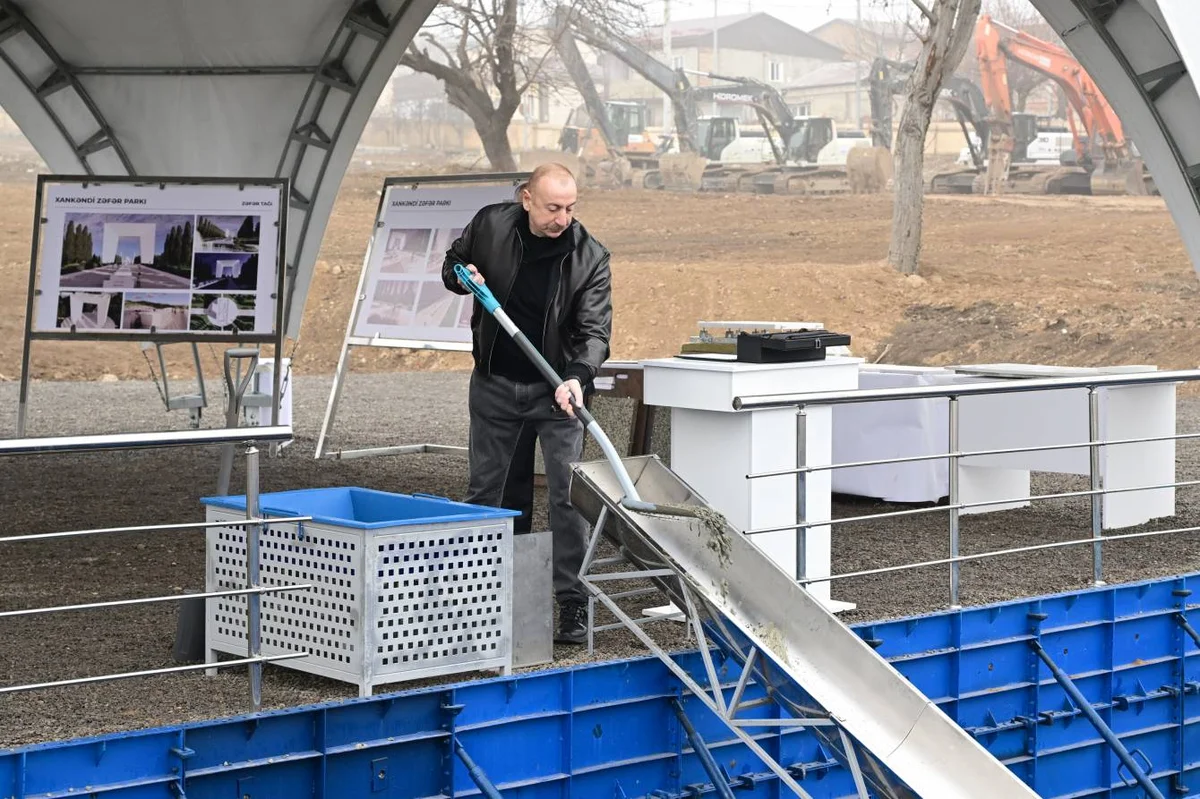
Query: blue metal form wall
3 571 1200 798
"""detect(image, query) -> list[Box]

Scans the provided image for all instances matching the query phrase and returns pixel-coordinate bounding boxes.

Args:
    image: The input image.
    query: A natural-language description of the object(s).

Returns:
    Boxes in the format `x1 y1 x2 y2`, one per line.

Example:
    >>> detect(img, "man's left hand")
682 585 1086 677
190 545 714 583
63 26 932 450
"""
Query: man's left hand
555 378 583 417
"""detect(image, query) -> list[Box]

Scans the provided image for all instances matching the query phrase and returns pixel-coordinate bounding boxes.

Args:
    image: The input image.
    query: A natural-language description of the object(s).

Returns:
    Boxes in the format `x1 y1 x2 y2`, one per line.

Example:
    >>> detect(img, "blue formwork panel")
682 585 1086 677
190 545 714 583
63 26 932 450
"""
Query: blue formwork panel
859 575 1200 799
10 573 1200 797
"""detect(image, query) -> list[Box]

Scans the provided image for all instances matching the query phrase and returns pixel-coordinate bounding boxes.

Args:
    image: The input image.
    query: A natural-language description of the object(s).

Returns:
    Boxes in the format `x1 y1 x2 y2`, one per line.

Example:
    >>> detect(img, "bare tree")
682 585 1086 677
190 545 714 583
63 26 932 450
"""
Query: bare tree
884 0 982 275
401 0 641 171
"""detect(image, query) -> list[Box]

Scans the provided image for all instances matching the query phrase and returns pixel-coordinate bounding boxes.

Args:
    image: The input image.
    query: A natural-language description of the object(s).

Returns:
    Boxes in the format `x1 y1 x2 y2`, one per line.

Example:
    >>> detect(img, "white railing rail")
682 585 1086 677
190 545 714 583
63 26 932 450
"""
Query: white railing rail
0 424 305 711
735 368 1200 608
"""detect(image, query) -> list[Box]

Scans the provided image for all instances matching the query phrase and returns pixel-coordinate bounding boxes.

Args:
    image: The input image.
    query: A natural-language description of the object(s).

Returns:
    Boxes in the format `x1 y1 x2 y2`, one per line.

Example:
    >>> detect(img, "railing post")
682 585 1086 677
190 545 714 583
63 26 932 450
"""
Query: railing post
948 395 961 609
1088 387 1105 586
795 406 807 584
245 443 263 712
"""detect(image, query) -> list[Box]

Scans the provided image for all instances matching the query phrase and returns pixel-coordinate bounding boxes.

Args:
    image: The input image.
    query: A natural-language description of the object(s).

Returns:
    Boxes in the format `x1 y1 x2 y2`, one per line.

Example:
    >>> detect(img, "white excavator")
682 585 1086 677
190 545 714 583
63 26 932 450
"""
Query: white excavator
678 73 873 193
542 6 869 192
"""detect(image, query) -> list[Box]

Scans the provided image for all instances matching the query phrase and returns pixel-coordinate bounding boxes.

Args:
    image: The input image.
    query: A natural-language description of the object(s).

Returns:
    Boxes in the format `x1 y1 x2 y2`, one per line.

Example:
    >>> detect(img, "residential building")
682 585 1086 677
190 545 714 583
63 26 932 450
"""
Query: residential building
782 62 998 157
808 17 921 62
782 61 871 127
377 58 587 154
602 12 845 128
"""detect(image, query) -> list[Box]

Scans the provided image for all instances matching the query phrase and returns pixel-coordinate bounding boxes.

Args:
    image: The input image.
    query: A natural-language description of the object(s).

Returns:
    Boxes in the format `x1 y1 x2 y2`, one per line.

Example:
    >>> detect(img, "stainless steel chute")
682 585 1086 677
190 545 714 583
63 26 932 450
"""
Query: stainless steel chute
570 454 1039 798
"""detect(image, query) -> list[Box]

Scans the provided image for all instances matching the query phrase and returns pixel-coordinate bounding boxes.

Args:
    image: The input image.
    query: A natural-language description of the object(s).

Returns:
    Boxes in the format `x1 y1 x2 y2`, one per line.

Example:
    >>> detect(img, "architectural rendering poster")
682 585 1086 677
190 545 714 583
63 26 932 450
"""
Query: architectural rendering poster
34 181 282 337
352 182 520 347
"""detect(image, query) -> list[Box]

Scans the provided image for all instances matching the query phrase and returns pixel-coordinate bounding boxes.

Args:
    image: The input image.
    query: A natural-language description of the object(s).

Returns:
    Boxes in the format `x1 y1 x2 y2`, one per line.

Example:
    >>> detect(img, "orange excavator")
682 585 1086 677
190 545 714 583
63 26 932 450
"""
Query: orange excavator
975 13 1152 195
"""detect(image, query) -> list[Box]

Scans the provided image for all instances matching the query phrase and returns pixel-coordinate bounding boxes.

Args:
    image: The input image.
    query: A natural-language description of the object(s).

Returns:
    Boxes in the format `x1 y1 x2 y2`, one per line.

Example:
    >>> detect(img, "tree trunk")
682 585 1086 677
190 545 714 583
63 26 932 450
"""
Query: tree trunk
887 0 982 276
888 92 935 275
479 124 518 171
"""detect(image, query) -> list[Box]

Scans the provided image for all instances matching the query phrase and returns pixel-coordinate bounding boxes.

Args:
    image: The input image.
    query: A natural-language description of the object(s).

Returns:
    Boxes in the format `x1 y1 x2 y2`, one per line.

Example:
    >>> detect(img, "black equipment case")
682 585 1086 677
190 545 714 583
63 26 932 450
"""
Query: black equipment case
735 330 852 364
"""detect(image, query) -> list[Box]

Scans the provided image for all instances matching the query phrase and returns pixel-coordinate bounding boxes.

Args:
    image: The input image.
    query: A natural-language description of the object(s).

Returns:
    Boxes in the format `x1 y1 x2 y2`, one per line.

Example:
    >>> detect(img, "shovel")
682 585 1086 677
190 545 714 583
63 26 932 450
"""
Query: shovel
453 262 711 522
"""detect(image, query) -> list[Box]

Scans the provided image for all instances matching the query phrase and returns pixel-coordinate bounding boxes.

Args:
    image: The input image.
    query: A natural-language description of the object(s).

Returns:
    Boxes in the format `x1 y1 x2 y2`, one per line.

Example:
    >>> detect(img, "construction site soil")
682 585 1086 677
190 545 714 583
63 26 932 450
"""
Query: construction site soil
1 149 1194 382
2 144 1200 749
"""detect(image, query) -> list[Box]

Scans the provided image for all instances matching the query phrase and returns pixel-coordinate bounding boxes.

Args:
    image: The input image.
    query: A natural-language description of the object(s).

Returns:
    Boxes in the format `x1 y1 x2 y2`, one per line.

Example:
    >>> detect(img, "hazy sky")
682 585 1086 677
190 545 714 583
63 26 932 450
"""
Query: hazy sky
646 0 902 29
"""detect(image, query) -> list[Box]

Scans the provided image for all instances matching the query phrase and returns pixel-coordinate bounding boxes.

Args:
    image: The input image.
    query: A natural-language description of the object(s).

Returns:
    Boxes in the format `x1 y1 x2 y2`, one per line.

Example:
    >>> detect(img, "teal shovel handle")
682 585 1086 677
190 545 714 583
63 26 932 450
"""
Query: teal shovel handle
454 263 500 314
455 260 596 426
453 266 640 502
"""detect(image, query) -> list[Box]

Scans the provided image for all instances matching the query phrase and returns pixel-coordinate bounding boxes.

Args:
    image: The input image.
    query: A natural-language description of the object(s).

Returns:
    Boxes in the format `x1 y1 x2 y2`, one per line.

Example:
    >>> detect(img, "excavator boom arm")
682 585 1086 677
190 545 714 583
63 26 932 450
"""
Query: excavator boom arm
550 6 620 152
976 13 1128 163
557 6 699 151
686 73 795 163
868 57 989 169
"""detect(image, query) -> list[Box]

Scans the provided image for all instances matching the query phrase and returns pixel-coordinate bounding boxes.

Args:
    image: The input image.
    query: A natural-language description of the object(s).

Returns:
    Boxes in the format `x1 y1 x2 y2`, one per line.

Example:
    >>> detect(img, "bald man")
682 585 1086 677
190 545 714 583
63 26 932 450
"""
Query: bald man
441 163 611 646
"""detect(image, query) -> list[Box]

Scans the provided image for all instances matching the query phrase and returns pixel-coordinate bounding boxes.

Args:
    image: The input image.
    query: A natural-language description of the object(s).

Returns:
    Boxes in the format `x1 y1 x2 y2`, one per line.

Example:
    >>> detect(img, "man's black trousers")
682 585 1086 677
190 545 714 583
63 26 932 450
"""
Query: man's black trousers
464 370 589 605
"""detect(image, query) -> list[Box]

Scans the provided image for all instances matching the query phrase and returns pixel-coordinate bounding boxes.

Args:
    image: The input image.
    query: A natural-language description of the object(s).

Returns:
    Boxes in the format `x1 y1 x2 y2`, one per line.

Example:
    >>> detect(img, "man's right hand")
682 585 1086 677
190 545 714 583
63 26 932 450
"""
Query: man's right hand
460 263 485 287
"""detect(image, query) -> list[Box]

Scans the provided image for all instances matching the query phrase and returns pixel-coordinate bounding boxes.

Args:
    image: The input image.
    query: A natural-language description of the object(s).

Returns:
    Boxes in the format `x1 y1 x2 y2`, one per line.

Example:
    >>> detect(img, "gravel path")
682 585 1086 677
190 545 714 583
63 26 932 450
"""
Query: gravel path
1 371 1198 748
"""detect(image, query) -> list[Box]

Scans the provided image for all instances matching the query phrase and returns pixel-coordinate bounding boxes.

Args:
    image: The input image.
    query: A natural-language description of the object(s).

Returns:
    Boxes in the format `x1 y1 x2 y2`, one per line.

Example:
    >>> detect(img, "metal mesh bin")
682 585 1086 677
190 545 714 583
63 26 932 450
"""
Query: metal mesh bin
202 487 518 697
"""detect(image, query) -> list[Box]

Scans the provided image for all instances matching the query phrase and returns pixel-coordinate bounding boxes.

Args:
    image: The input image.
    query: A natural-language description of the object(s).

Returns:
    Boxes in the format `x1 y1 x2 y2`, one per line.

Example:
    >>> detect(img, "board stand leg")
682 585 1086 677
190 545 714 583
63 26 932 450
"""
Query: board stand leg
315 233 373 460
216 348 261 496
142 341 208 428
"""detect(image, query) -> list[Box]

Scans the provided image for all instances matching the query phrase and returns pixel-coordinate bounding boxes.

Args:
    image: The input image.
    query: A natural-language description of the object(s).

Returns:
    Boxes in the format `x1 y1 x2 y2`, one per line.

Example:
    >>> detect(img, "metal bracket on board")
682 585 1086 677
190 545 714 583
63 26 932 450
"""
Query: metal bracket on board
141 341 208 428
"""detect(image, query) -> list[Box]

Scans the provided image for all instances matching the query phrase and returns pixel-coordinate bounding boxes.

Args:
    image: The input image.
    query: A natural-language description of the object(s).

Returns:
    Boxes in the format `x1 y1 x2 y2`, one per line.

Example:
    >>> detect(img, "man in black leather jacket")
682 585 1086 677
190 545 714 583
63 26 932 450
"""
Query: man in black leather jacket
441 162 611 645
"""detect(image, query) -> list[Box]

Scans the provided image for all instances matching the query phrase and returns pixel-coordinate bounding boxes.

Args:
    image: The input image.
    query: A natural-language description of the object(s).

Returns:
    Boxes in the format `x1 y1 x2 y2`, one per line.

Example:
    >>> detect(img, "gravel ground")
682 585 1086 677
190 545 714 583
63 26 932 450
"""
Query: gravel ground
1 370 1199 748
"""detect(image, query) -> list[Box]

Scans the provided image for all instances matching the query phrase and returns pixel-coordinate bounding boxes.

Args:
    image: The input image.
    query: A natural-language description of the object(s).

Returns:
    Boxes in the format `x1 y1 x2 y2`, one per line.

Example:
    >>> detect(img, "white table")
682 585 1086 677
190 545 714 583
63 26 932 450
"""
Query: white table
830 363 1176 529
642 354 862 611
831 365 959 503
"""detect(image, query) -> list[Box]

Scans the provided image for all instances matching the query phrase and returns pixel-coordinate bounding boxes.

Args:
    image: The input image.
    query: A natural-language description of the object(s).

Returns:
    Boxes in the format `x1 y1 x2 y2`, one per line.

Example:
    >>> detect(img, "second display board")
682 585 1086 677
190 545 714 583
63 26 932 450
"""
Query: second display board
353 180 523 348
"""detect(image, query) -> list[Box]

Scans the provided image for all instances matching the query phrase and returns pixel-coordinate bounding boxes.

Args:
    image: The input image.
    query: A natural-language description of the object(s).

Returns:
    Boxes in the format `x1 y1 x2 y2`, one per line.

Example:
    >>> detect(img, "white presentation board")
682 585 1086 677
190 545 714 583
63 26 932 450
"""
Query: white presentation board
32 178 284 338
351 179 523 348
315 172 529 460
17 175 289 437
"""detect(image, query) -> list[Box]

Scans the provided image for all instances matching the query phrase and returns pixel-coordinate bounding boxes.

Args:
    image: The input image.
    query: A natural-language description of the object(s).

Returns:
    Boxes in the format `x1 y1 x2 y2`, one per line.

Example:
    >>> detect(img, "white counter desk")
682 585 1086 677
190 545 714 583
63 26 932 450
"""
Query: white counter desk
642 354 862 611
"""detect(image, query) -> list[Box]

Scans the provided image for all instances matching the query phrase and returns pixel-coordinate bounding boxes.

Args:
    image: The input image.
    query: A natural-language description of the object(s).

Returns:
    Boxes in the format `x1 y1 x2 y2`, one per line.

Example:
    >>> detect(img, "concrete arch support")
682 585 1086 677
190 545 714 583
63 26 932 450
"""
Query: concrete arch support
1030 0 1200 277
277 0 439 338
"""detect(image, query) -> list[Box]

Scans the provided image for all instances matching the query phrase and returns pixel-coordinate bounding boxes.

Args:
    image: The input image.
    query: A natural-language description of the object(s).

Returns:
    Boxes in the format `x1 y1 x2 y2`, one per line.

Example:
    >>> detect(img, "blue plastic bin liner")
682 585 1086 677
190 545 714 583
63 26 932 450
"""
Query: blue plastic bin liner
201 486 519 530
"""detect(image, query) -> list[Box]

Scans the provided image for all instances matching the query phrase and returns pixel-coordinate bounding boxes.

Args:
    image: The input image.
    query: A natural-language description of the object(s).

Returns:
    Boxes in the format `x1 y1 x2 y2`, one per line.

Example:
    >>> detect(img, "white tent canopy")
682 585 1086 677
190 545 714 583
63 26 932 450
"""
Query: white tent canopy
0 0 437 339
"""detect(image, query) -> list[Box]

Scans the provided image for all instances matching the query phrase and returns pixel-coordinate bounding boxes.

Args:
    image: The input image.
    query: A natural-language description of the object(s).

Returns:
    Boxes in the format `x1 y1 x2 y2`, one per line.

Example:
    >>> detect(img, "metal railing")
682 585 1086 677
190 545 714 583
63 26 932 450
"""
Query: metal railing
733 368 1200 608
0 425 307 711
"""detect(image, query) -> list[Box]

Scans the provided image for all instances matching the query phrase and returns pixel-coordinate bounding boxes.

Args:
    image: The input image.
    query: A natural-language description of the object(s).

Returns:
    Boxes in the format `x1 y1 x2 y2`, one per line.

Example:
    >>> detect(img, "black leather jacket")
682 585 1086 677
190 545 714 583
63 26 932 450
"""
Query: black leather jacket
441 202 612 386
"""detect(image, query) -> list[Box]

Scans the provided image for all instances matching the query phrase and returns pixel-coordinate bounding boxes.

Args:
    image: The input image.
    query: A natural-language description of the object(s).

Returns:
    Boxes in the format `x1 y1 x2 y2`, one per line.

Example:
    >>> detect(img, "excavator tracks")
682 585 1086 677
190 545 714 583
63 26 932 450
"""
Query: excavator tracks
763 168 852 195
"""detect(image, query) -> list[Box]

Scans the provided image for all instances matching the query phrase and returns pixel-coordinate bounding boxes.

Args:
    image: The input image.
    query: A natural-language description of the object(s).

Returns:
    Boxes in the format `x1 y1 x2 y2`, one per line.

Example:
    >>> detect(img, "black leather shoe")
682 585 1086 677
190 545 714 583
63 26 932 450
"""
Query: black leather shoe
555 601 588 645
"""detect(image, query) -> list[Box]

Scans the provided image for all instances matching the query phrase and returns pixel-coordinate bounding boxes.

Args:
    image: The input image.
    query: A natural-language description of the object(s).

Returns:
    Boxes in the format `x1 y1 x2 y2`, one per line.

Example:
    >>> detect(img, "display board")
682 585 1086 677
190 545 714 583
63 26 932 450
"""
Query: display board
18 175 288 436
315 172 530 460
351 178 526 349
30 177 285 339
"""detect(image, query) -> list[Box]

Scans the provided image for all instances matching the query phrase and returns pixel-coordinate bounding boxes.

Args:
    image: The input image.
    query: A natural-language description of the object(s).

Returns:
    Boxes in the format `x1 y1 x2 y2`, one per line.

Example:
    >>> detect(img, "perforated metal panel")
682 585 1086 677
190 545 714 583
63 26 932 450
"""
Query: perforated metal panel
208 519 364 681
372 526 508 675
205 510 513 696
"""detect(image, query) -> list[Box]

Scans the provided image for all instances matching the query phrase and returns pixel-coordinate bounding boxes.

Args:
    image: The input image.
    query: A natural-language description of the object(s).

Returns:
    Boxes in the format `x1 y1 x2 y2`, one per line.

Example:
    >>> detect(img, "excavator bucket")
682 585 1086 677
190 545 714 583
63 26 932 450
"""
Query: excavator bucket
580 153 632 188
1091 159 1149 196
845 146 893 194
656 152 708 192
